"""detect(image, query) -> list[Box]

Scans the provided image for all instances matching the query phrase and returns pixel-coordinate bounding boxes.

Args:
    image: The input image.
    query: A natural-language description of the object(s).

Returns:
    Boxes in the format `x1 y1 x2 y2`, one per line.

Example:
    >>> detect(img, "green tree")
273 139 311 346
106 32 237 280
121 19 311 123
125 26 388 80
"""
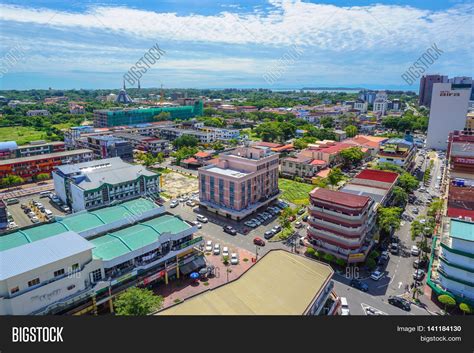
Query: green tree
172 146 198 165
141 152 158 167
36 173 50 181
320 116 334 129
335 258 347 267
398 172 419 193
172 135 198 149
344 125 358 138
339 147 365 167
366 257 377 270
327 167 344 188
212 141 225 151
377 207 403 235
375 162 404 174
155 152 165 164
306 247 316 257
0 174 24 187
438 294 456 312
459 302 473 315
293 138 308 150
427 198 443 217
114 287 163 316
279 207 296 229
392 186 408 206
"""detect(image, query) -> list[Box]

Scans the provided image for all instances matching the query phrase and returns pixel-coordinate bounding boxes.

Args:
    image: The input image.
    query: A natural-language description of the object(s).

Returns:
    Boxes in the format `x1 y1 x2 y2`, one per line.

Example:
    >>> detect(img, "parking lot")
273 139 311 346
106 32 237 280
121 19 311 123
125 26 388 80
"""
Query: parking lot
4 192 68 230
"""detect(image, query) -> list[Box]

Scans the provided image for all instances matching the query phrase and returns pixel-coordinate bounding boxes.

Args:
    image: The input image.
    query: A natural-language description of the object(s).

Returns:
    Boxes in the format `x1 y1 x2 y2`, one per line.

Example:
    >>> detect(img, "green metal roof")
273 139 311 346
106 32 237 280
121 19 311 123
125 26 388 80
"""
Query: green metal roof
450 219 474 242
91 214 191 261
0 198 159 251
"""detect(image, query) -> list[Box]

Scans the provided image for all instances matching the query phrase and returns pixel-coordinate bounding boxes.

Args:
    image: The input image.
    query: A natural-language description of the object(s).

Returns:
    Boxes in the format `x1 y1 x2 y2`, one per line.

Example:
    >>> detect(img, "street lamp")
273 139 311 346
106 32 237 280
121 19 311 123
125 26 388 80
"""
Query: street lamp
255 245 260 261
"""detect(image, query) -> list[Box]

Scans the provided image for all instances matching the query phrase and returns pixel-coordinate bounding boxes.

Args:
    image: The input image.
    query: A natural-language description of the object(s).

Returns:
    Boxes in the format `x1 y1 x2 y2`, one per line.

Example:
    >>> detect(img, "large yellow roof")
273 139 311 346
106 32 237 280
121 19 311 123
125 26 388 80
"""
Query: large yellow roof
157 250 333 315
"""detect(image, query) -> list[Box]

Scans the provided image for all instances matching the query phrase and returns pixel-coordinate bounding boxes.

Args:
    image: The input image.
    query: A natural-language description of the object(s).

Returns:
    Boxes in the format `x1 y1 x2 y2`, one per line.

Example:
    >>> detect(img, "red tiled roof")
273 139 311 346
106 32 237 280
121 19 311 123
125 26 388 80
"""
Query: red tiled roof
447 207 474 219
310 187 370 208
182 157 199 164
195 151 211 158
272 144 294 152
355 169 399 184
310 159 326 166
319 143 352 155
254 141 282 148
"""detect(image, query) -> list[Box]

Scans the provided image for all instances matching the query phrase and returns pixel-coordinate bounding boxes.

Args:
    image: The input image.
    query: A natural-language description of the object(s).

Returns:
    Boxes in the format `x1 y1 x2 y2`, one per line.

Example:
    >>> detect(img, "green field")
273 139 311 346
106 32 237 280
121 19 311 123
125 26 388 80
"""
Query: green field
278 178 315 206
0 126 47 145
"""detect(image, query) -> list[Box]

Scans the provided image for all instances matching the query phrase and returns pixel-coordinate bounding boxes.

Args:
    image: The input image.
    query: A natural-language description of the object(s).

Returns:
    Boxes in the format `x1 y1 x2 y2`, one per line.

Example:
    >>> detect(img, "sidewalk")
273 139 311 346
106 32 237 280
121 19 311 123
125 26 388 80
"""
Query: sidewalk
157 247 255 309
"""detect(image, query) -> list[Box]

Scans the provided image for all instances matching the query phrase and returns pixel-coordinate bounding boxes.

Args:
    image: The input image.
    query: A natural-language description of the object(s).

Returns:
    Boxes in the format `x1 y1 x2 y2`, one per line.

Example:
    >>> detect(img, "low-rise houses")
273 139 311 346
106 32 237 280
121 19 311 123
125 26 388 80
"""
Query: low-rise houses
82 135 134 160
377 137 416 169
0 149 93 181
52 157 160 211
26 109 50 117
113 133 171 156
0 140 65 160
198 146 280 220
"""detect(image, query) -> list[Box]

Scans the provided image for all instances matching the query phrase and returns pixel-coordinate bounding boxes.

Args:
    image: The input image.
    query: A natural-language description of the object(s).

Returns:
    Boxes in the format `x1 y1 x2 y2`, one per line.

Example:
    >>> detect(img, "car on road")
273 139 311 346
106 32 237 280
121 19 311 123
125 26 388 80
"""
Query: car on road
169 200 179 208
370 270 384 281
197 215 208 223
294 221 303 229
411 245 420 256
299 236 306 246
223 225 237 235
222 247 229 257
39 191 51 198
205 240 213 252
413 259 427 269
388 296 411 311
340 297 350 316
302 214 309 222
61 205 70 213
230 253 239 265
389 243 399 254
185 200 196 207
264 229 275 239
179 195 189 203
253 237 265 246
213 243 221 255
191 221 202 229
8 221 17 229
412 207 419 214
297 208 305 215
413 269 425 281
350 279 369 292
31 216 40 223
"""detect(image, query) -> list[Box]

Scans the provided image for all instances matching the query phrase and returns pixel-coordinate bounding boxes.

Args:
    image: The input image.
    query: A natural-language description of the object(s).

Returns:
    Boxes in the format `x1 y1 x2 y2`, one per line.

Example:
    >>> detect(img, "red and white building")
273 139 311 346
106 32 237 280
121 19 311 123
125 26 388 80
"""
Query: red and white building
307 187 377 263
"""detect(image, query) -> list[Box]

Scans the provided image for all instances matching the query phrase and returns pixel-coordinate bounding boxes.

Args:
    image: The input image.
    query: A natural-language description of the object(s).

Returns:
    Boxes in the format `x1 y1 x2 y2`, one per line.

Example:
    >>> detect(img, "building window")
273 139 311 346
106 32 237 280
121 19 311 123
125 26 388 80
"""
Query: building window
54 269 65 277
91 269 102 282
28 278 40 287
71 263 79 271
10 286 19 294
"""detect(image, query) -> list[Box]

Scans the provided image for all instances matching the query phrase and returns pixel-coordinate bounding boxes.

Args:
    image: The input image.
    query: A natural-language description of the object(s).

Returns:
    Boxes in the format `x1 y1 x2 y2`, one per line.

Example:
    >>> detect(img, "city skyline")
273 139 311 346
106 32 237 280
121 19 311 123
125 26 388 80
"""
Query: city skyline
0 0 473 90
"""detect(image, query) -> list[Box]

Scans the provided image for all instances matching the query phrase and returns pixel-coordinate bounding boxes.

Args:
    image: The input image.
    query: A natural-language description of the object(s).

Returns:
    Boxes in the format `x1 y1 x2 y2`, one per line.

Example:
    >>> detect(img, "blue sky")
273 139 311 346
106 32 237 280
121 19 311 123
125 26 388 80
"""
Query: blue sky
0 0 472 90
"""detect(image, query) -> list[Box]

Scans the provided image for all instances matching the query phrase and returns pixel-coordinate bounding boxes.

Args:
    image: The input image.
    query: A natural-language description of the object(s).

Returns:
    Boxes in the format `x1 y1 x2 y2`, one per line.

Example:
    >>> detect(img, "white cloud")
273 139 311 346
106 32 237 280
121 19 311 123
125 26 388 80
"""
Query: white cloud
0 1 472 52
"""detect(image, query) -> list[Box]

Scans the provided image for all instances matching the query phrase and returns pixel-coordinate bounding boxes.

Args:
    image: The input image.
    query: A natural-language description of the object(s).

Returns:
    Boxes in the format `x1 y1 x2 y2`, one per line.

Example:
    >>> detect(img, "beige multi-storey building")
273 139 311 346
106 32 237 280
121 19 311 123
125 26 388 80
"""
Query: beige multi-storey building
198 147 280 220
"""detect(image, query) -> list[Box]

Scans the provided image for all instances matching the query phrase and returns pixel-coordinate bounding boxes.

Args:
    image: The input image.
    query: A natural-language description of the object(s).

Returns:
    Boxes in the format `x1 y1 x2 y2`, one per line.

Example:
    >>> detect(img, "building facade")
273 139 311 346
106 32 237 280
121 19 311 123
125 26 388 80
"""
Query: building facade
377 138 416 169
199 147 280 220
84 135 134 160
419 74 448 107
52 157 160 211
0 198 203 315
0 149 93 181
113 133 171 156
426 83 471 150
307 187 377 263
93 101 203 127
0 141 65 160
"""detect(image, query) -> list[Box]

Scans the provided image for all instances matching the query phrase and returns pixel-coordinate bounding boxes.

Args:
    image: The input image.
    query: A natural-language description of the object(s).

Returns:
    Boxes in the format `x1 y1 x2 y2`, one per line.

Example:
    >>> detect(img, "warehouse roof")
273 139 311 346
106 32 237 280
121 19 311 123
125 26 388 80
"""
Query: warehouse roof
0 198 158 251
0 231 94 280
157 250 333 315
91 214 191 261
55 157 157 190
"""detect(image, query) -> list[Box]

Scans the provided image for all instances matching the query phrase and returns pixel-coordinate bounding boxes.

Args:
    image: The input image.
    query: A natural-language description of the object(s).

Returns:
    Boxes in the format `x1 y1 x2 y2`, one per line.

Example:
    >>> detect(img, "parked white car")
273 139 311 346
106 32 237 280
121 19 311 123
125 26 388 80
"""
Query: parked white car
230 253 239 265
205 240 213 252
213 243 221 255
411 245 420 256
222 247 229 257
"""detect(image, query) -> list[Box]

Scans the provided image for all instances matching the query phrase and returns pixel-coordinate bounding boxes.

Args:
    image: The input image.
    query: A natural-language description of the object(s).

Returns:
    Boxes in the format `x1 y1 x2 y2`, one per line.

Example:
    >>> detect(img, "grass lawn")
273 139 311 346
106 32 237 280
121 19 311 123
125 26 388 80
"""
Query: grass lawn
278 178 315 206
0 126 47 145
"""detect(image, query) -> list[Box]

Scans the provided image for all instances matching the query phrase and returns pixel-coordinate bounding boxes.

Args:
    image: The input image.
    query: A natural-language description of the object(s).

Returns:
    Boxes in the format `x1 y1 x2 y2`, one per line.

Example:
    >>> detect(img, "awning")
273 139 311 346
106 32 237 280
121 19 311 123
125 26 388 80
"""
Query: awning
180 256 207 275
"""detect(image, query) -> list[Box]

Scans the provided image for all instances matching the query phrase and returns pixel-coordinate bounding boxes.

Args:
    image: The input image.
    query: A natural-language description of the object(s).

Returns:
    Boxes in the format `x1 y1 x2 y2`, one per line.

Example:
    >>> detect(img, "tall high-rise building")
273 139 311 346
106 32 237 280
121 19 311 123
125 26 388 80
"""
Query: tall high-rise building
418 74 448 107
426 83 471 150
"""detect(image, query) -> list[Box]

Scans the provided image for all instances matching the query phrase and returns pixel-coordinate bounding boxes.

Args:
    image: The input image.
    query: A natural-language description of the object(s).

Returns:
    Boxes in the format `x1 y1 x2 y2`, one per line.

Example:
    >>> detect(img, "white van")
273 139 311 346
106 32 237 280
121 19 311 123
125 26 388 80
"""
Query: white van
340 297 350 315
44 209 53 218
